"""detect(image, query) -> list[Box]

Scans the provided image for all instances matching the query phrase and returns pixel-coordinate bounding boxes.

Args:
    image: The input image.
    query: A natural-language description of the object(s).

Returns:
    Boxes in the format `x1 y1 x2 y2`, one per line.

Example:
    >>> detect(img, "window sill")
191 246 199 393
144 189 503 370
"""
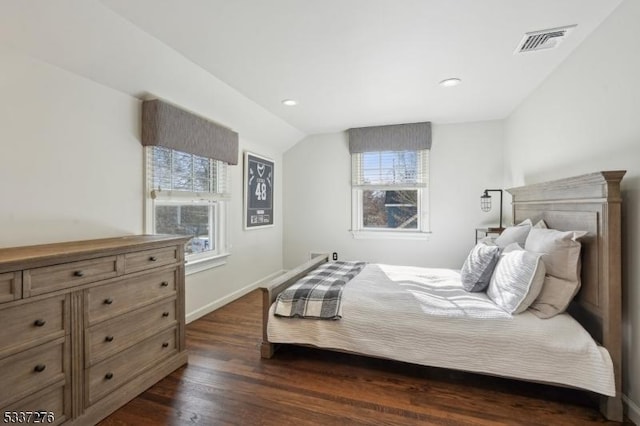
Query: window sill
185 252 230 275
350 230 431 241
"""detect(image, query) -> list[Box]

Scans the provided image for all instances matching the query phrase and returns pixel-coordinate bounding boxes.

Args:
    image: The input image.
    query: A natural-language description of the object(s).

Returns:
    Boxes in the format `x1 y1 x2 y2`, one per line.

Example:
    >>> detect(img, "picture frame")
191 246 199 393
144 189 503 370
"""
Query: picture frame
244 151 275 230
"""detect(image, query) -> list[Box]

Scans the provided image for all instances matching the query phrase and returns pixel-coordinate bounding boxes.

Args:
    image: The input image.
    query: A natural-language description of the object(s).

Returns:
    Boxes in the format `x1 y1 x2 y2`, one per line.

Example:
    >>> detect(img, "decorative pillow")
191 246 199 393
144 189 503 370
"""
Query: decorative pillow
524 228 587 282
487 247 546 314
528 275 580 319
524 227 587 318
461 243 501 292
495 219 533 248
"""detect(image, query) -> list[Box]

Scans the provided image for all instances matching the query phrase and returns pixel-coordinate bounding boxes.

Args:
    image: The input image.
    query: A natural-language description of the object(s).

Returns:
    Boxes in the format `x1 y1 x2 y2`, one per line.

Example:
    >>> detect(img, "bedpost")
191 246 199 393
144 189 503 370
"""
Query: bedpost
259 254 330 359
260 287 277 359
601 395 623 423
599 172 624 422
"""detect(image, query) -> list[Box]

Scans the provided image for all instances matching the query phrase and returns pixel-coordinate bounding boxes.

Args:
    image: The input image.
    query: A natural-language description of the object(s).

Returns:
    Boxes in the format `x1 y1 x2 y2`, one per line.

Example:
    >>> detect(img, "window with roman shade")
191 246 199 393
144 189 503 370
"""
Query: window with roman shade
349 122 431 238
141 99 239 272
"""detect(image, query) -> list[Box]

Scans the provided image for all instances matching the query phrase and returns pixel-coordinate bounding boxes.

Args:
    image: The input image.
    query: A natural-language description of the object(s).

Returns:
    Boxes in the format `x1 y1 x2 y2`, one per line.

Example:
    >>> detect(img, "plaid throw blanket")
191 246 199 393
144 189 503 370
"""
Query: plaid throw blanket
274 261 366 320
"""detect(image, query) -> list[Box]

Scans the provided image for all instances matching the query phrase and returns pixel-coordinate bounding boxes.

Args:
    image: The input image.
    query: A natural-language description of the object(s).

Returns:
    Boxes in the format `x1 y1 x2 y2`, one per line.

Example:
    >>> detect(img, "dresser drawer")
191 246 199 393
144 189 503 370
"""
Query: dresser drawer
124 246 179 274
86 268 177 325
2 384 68 426
87 327 177 405
0 271 21 303
0 295 67 357
86 298 177 366
0 339 65 407
25 256 120 296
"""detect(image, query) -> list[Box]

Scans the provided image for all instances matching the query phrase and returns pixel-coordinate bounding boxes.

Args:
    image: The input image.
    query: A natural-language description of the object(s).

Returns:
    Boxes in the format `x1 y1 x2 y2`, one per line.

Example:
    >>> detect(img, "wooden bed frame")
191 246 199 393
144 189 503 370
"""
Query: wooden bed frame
260 170 626 421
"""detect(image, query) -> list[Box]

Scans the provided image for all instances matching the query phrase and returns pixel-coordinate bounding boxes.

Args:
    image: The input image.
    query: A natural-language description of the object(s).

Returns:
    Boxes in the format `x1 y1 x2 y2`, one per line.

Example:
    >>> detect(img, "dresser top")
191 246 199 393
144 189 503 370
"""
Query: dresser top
0 234 191 272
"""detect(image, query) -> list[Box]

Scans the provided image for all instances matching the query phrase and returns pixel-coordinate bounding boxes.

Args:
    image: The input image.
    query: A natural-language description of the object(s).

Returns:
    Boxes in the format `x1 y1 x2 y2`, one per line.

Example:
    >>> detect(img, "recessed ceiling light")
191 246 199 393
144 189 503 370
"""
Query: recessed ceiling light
439 78 462 87
282 99 298 106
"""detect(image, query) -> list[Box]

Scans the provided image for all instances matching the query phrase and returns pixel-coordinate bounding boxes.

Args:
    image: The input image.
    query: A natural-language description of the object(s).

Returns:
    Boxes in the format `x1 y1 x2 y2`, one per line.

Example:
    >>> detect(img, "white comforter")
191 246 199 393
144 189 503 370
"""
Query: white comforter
268 264 615 396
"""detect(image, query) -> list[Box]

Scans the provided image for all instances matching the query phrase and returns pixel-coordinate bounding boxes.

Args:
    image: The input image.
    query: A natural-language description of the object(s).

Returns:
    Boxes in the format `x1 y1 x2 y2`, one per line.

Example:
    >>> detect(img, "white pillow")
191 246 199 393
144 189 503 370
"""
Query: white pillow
501 242 523 253
495 219 532 248
487 246 546 314
460 242 501 292
524 228 586 282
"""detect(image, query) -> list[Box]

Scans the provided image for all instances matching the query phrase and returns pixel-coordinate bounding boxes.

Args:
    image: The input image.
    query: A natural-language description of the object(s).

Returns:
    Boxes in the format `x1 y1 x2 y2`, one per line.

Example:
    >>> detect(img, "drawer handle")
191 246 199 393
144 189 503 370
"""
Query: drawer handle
34 319 47 327
149 256 158 262
34 364 46 373
162 312 170 317
162 342 169 348
105 372 114 380
74 270 85 277
104 298 113 305
105 335 114 342
161 281 169 287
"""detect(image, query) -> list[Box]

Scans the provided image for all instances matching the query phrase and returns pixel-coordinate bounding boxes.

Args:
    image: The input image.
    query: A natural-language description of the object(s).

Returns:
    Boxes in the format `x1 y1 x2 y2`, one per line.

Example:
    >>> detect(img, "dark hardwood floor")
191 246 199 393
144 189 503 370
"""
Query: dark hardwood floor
100 290 632 425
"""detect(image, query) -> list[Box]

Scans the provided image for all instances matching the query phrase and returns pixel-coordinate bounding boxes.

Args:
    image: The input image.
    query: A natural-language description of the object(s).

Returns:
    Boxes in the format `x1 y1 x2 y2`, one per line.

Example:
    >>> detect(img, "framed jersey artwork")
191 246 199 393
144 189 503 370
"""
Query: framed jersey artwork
244 152 274 229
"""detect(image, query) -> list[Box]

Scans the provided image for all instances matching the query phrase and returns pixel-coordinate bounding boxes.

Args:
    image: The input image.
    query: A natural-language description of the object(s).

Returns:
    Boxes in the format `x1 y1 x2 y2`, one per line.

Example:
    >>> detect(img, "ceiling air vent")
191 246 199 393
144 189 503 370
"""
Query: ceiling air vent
515 25 577 53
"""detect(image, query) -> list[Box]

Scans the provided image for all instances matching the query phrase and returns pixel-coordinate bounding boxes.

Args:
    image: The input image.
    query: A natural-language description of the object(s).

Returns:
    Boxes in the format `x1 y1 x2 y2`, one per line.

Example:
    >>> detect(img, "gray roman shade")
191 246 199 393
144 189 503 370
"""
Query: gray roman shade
142 99 239 165
348 122 432 153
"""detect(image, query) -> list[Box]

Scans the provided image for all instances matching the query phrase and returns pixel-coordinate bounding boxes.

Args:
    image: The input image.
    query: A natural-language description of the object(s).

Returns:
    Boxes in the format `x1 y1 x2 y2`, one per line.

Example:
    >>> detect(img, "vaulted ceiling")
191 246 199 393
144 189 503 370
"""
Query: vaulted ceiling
101 0 622 134
0 1 622 148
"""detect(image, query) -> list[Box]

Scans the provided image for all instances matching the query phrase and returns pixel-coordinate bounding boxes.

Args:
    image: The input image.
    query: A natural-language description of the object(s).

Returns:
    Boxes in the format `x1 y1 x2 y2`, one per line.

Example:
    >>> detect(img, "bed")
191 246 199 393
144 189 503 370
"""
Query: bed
259 170 625 421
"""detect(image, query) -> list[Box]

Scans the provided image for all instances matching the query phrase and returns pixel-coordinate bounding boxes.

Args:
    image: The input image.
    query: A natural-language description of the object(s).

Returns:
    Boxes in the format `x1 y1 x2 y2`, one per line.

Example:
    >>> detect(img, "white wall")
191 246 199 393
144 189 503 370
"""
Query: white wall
503 0 640 421
283 121 504 269
0 49 286 324
0 49 142 244
0 0 305 153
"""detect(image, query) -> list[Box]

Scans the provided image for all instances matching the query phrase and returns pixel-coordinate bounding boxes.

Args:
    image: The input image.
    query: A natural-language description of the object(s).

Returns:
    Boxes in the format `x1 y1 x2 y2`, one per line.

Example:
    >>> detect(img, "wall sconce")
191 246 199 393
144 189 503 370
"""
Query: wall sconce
480 189 503 230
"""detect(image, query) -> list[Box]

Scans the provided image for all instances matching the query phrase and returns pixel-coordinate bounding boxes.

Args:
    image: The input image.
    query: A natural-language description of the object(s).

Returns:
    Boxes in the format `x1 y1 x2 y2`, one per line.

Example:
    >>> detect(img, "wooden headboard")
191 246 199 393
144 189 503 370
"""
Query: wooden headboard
507 170 625 420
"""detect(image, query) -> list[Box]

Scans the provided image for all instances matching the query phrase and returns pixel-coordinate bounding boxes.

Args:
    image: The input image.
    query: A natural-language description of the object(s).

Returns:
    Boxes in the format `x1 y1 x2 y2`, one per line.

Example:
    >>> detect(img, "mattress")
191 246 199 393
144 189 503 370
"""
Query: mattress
268 263 615 396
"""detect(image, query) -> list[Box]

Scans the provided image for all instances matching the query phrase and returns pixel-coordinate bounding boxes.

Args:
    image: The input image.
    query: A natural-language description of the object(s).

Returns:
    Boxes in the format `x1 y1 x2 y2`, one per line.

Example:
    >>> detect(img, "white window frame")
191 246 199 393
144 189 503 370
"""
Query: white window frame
144 147 231 275
351 150 430 240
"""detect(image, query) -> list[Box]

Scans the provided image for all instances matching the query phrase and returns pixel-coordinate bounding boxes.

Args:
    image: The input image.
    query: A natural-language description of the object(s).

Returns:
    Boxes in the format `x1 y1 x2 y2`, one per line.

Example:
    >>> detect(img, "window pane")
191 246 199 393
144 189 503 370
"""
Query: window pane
149 146 226 194
360 151 418 185
363 190 418 229
172 151 193 190
193 157 211 192
152 147 172 190
155 205 214 255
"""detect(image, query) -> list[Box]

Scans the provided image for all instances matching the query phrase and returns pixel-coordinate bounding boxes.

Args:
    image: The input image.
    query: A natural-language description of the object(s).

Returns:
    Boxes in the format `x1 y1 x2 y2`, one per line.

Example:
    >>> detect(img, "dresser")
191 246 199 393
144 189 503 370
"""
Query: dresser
0 235 190 425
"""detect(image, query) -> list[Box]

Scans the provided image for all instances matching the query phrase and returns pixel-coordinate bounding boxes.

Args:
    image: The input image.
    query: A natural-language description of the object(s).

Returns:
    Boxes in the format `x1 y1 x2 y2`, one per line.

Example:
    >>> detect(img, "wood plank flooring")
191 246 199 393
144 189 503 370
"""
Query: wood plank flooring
100 290 632 425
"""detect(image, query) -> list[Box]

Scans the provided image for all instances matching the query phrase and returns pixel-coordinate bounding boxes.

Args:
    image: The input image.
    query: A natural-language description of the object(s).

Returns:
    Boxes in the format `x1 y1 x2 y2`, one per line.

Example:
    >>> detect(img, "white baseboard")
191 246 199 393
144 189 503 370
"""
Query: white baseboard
624 394 640 425
185 269 286 324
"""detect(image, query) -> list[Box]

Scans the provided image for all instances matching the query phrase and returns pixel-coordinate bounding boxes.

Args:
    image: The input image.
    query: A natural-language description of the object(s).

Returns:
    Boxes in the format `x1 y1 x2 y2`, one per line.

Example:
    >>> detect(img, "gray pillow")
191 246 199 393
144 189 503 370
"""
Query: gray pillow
461 243 501 292
528 275 580 319
487 247 546 314
524 227 587 318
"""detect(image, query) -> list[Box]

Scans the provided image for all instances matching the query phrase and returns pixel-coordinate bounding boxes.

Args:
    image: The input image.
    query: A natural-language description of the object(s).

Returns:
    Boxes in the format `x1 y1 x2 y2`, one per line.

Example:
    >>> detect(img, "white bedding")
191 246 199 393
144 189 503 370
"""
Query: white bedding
268 263 615 396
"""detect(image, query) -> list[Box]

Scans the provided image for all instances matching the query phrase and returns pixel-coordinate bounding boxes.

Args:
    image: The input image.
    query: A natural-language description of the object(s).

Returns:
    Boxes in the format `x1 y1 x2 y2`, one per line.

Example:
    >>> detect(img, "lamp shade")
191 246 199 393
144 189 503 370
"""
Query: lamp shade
480 193 492 212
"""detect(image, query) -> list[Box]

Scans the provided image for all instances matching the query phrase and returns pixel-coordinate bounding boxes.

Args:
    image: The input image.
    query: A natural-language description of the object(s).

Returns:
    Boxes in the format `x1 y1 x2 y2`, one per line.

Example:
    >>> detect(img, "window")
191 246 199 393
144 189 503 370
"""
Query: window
145 146 230 272
351 150 429 238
